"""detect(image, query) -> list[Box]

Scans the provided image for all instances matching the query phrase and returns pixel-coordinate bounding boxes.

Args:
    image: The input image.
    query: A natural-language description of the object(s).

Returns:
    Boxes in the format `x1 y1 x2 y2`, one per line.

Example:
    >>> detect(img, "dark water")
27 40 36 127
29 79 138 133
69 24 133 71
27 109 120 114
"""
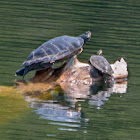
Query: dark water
0 0 140 139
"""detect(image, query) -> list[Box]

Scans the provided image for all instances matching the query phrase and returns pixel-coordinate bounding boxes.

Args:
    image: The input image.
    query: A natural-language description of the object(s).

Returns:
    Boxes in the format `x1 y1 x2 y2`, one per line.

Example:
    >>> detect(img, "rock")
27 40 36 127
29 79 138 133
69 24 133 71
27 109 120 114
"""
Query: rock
15 57 128 92
110 58 128 79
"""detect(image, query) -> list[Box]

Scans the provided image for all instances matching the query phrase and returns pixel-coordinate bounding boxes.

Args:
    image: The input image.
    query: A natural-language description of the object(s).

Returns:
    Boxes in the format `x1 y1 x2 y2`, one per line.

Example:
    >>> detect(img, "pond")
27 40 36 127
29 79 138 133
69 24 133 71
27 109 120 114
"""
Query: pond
0 0 140 139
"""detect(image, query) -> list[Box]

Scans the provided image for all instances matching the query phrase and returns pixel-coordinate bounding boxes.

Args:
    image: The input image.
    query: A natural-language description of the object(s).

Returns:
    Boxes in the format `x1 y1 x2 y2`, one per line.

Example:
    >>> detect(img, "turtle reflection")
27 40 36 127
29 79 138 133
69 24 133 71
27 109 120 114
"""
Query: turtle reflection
25 82 127 132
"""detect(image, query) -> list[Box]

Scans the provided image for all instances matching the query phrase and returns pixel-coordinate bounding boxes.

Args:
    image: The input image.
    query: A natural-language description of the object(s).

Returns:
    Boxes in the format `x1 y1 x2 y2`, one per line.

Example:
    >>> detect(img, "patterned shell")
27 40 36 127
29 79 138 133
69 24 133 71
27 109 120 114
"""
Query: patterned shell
90 55 114 75
23 35 84 67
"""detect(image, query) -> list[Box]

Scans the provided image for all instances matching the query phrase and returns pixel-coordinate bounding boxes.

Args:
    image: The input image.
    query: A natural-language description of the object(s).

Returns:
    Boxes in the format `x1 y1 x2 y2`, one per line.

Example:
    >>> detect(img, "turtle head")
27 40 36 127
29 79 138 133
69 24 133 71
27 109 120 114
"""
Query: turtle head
97 49 102 56
79 31 91 44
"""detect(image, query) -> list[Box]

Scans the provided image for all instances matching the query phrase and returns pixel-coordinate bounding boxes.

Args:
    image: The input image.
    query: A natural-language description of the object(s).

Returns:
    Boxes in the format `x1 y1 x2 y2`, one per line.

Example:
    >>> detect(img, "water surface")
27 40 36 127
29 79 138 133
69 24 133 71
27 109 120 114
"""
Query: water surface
0 0 140 139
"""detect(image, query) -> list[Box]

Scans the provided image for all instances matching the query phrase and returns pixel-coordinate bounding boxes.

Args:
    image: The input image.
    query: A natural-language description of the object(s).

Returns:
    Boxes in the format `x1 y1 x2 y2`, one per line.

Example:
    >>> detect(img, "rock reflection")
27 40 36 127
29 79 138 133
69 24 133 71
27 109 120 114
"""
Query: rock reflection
89 83 127 109
25 82 127 132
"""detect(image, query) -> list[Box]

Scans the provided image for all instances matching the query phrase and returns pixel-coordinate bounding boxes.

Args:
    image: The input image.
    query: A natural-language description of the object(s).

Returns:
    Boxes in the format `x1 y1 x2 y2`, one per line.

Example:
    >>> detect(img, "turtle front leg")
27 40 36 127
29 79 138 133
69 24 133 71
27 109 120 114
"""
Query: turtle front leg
90 66 104 85
90 66 100 78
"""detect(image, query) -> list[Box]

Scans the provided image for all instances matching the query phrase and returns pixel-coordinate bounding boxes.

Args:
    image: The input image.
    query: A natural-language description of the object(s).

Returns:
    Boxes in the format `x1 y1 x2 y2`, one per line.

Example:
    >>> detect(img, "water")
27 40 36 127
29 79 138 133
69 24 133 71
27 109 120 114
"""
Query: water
0 0 140 139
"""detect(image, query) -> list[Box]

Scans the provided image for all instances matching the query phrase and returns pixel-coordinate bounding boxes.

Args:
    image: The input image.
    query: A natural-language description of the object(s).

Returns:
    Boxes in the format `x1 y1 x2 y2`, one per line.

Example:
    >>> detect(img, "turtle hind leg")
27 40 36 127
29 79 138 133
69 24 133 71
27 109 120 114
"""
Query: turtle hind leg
103 74 114 83
22 67 30 80
16 68 25 76
103 74 114 88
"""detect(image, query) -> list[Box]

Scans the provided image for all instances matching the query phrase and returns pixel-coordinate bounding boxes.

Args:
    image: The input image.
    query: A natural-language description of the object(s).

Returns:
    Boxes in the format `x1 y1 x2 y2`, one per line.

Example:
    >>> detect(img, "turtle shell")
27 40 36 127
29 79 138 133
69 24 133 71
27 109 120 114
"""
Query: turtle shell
90 55 114 75
23 35 84 67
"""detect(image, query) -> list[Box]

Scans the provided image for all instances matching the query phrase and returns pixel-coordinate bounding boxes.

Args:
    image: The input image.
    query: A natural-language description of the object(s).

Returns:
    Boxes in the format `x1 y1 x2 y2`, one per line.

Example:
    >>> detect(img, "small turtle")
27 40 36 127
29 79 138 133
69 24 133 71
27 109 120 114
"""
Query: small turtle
89 49 114 82
16 31 91 79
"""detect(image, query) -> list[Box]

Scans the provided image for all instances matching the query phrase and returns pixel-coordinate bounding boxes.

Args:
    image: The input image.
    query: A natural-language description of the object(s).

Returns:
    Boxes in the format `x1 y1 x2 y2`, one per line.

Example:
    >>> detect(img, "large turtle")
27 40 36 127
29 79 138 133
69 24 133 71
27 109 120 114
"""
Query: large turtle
89 50 114 82
16 31 91 79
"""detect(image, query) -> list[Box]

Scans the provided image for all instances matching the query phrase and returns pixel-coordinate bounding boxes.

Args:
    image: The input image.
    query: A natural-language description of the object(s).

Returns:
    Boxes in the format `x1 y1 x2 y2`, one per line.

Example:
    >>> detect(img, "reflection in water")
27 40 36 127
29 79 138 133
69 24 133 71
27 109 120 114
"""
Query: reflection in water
25 96 88 132
89 83 127 109
25 82 127 133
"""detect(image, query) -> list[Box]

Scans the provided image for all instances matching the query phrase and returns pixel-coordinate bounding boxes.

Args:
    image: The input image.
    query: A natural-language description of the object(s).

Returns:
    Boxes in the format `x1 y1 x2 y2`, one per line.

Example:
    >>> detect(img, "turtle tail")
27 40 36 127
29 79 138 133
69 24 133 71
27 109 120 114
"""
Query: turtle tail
16 68 25 76
16 67 30 80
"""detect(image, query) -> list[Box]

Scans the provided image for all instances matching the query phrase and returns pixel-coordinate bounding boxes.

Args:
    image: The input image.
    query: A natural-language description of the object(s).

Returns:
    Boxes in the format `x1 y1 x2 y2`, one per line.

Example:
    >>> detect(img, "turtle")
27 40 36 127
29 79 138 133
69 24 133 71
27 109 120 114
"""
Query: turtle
16 31 91 80
89 49 114 82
